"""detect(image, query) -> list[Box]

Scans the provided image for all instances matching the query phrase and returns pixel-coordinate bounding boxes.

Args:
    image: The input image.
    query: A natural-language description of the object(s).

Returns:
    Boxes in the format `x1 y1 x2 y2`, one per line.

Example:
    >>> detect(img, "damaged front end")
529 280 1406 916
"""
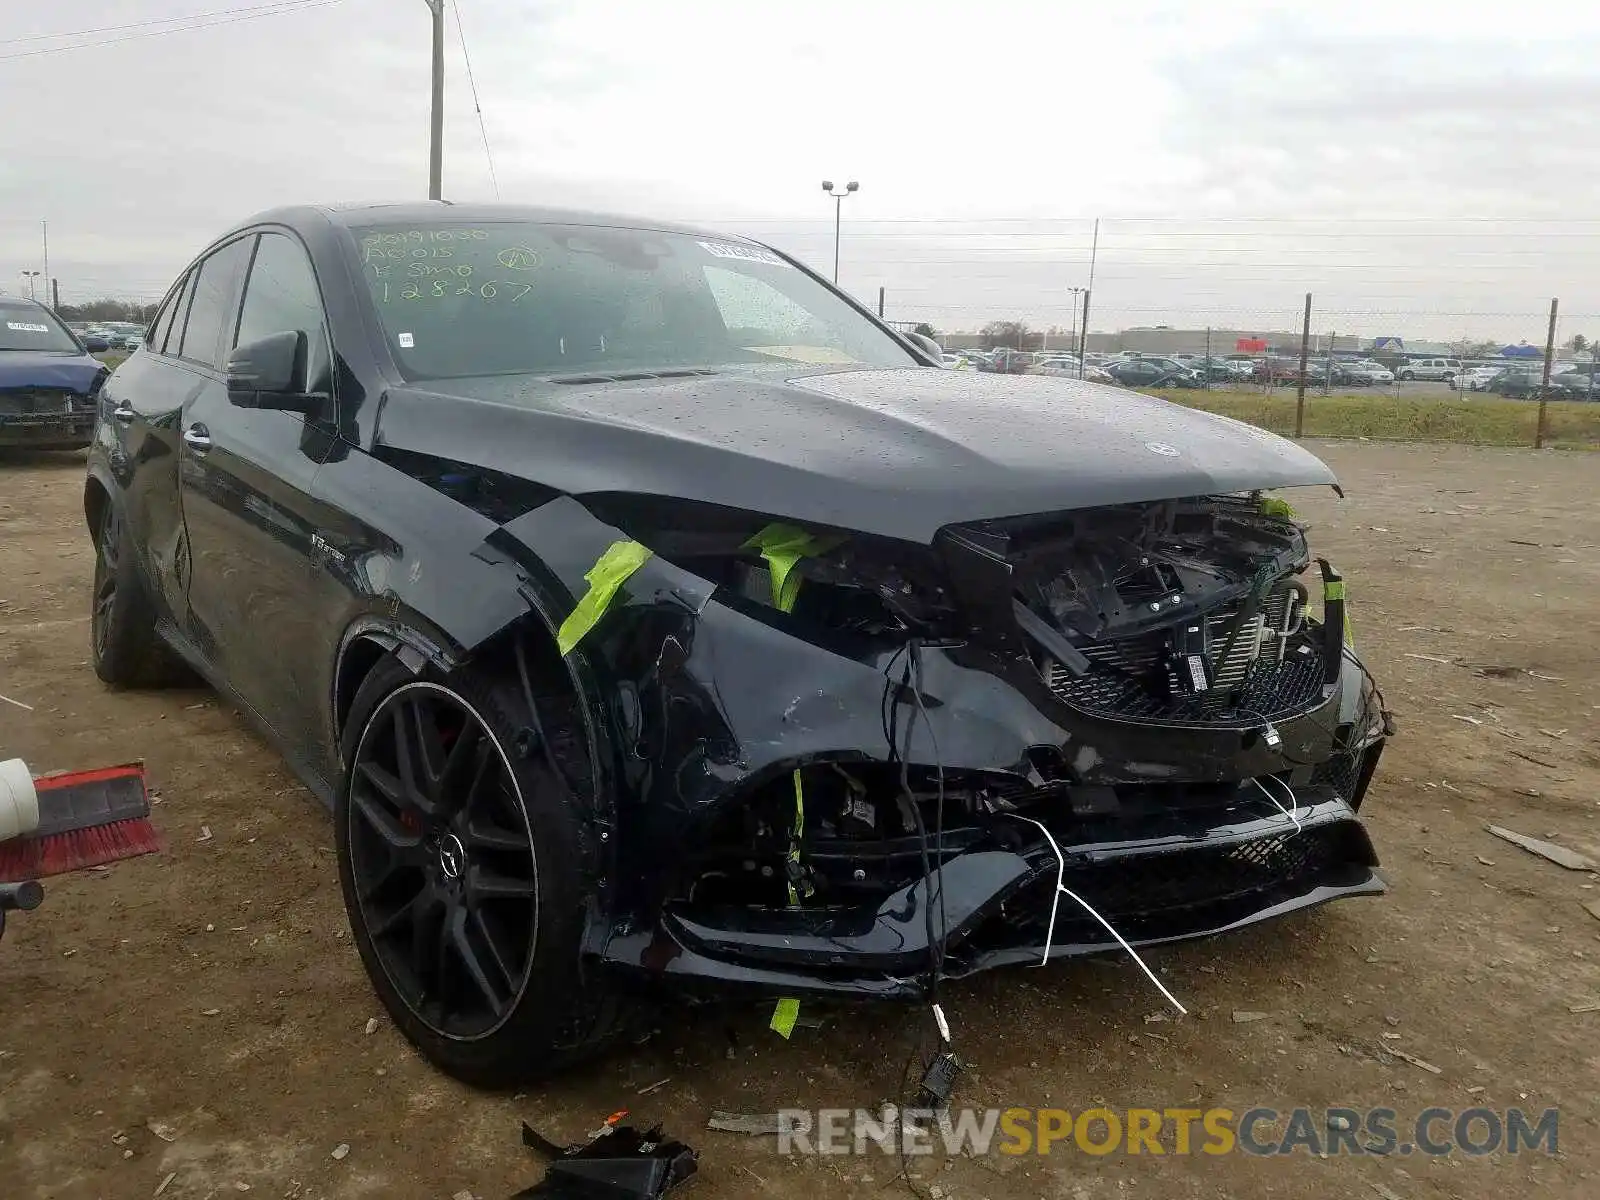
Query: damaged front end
493 487 1390 1001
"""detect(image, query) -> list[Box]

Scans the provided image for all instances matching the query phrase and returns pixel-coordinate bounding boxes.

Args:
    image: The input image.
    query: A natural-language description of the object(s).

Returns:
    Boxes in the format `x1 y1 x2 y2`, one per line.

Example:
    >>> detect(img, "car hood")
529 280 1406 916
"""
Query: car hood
374 366 1338 543
0 351 105 394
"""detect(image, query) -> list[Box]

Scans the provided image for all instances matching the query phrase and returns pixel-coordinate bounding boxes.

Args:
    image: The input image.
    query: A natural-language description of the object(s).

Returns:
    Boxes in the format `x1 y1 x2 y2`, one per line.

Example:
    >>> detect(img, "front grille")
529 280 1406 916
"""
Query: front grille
1046 645 1325 726
0 387 74 416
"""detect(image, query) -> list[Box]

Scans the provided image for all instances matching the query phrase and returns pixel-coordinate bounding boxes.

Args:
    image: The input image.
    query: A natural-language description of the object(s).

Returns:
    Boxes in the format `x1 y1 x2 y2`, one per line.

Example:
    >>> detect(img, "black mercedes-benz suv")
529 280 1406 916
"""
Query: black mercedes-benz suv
85 202 1389 1083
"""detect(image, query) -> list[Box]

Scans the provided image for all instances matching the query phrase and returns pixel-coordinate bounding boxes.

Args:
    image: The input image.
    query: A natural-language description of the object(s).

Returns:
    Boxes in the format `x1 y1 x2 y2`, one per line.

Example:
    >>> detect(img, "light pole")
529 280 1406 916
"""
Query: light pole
20 271 40 301
424 0 444 200
821 180 858 284
1067 287 1086 364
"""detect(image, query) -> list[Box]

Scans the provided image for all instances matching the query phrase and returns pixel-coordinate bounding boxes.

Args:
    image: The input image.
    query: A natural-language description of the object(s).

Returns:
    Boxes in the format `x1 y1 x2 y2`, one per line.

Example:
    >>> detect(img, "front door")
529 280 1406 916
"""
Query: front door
180 230 337 750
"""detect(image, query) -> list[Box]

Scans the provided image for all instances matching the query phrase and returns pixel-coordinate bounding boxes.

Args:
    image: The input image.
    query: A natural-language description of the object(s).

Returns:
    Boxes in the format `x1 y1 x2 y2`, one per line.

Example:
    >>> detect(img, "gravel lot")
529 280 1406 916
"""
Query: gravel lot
2 441 1597 1200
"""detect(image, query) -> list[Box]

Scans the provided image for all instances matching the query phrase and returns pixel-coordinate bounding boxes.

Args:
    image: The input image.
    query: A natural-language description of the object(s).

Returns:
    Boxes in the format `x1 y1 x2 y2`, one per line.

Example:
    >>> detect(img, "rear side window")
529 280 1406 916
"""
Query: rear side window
158 272 196 355
177 238 252 368
235 232 333 392
147 276 188 354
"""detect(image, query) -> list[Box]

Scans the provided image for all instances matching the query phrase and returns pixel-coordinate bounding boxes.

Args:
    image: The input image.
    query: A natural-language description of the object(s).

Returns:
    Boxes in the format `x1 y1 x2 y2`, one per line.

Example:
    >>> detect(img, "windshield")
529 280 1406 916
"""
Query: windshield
349 221 916 381
0 302 80 353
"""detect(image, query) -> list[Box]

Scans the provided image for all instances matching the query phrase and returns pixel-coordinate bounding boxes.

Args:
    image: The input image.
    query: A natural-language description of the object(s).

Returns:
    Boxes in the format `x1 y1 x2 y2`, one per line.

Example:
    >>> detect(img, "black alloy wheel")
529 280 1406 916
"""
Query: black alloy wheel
346 681 540 1041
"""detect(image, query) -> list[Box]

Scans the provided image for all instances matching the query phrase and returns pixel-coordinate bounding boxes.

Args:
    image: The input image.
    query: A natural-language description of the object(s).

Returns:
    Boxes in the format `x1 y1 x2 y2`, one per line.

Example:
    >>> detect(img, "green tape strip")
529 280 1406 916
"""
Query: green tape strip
770 996 800 1039
556 540 653 656
1324 580 1346 601
743 523 846 613
1260 496 1297 521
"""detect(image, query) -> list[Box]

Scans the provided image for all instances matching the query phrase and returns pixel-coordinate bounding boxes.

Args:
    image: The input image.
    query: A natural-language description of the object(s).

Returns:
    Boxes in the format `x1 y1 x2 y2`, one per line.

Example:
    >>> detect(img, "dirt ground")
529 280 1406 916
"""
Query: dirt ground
2 441 1597 1200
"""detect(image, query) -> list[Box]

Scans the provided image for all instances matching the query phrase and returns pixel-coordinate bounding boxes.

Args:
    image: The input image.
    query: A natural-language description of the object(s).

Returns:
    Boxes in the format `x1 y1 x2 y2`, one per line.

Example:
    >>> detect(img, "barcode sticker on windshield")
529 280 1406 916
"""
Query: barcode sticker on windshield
697 240 790 268
6 322 48 333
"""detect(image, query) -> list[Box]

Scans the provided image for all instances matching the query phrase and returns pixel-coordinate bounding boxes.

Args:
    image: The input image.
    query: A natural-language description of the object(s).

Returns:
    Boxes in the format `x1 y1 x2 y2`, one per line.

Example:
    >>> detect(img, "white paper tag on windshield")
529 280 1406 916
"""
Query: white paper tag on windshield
697 240 789 268
397 332 415 348
6 322 48 333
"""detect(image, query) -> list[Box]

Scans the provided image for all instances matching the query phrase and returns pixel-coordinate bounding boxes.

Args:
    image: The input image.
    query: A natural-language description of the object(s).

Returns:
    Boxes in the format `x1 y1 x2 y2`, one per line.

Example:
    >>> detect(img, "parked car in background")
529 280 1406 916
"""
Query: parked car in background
1104 357 1202 388
0 295 109 450
1343 360 1394 385
1550 371 1599 399
1486 368 1573 399
1030 358 1116 384
1396 358 1461 383
122 333 145 352
1459 366 1501 391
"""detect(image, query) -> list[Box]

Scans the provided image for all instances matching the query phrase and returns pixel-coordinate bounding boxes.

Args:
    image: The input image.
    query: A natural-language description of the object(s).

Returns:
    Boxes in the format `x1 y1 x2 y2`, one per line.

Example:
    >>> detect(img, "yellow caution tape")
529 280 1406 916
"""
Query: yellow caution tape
770 996 800 1039
556 540 653 656
743 523 845 613
1322 579 1353 646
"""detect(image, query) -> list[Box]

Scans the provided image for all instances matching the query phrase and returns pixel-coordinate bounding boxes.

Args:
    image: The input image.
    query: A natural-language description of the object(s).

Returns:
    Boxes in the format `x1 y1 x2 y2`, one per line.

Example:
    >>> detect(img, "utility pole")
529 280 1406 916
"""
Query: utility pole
1067 286 1085 364
41 220 49 306
20 271 40 301
1535 297 1558 450
51 278 60 309
426 0 444 200
877 286 884 318
1077 289 1091 377
1205 326 1212 391
1295 292 1312 437
1078 219 1099 378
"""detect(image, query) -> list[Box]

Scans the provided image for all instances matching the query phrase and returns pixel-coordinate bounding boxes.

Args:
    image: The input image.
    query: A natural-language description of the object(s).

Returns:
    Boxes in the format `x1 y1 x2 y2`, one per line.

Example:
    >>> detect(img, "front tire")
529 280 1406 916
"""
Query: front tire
1399 371 1415 381
336 656 626 1085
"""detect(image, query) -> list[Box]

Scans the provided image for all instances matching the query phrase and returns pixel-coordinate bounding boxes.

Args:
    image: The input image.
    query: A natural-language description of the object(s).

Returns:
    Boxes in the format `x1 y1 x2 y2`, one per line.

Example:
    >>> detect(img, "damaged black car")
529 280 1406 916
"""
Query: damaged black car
84 203 1389 1084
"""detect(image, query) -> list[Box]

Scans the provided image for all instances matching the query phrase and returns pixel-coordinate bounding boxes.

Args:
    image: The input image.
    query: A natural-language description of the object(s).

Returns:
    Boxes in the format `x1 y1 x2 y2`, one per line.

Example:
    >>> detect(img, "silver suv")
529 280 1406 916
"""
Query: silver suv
1397 357 1461 383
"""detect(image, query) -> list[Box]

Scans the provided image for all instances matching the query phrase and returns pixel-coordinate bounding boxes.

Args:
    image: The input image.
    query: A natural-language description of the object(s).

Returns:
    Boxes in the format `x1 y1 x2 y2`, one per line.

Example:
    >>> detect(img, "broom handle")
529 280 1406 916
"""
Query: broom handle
0 881 43 911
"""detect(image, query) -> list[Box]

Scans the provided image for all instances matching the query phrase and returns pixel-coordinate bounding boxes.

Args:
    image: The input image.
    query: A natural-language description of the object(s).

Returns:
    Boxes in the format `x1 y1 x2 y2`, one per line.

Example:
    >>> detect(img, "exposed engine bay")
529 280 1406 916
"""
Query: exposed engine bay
553 491 1390 975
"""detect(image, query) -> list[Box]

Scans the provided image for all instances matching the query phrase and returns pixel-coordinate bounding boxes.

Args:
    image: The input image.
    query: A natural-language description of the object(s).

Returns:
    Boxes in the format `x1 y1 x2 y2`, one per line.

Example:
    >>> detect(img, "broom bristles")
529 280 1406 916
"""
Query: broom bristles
0 816 162 882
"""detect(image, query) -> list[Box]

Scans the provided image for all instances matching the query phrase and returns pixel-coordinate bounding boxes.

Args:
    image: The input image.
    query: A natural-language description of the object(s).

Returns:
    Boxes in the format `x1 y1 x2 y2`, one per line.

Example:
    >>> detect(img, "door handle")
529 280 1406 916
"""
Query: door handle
182 424 212 453
112 403 135 424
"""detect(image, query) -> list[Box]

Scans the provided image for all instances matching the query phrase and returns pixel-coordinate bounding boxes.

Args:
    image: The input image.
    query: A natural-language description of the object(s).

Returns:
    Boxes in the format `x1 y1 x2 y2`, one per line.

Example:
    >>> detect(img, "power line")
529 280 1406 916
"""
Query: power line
0 0 342 62
451 0 499 200
0 1 323 45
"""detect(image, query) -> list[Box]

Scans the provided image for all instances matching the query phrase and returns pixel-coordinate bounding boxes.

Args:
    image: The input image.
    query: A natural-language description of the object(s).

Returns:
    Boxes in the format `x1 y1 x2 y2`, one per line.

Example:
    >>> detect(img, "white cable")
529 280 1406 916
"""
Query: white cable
1007 813 1188 1016
1252 774 1302 834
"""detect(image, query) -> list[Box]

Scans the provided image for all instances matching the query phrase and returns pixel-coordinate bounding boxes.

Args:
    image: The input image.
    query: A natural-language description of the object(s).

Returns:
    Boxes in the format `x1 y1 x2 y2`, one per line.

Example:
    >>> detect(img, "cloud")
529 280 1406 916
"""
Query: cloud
3 0 1598 340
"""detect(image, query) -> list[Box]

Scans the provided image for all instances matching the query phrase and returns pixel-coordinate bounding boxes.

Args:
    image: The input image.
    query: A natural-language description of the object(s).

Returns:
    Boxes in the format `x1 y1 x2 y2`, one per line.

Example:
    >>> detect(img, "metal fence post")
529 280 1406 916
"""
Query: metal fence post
1295 293 1312 437
1536 298 1558 449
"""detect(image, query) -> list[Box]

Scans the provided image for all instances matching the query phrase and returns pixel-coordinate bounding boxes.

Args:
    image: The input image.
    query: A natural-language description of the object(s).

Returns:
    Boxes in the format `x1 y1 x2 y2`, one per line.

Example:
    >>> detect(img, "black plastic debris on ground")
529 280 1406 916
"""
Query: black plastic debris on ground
513 1119 698 1199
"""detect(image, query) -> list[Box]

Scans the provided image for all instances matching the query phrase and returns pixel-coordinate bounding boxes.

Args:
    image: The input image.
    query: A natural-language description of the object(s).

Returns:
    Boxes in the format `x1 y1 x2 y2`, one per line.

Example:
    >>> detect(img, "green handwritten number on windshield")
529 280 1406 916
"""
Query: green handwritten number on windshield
373 275 532 303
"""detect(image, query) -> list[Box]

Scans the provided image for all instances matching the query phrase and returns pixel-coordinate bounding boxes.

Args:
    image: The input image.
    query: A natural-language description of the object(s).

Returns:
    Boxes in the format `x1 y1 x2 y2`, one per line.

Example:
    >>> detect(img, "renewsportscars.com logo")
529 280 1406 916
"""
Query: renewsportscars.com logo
775 1106 1559 1158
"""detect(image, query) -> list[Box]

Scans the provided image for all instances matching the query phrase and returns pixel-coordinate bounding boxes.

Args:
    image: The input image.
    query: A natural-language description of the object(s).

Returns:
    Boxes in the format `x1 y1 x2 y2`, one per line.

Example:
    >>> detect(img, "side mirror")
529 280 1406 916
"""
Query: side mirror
904 332 943 360
226 331 322 412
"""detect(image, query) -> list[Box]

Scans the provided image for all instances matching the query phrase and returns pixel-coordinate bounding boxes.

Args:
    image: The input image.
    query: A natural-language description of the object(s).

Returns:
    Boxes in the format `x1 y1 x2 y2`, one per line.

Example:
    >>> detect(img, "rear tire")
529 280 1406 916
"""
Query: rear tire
336 655 628 1086
90 500 191 687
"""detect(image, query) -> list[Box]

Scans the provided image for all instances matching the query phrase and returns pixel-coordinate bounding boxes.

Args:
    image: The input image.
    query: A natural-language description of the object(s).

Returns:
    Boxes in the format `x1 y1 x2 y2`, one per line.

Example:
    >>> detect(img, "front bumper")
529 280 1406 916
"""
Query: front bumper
0 411 95 445
600 787 1384 999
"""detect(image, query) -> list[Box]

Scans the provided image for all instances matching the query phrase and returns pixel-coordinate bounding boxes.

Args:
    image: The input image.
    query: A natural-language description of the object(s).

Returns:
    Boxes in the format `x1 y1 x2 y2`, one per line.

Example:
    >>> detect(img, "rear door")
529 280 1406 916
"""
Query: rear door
180 229 337 749
101 269 200 620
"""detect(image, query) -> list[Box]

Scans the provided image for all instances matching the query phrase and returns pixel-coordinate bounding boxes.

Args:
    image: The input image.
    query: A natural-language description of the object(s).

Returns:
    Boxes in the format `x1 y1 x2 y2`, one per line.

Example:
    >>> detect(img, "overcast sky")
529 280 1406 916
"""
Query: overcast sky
4 0 1600 342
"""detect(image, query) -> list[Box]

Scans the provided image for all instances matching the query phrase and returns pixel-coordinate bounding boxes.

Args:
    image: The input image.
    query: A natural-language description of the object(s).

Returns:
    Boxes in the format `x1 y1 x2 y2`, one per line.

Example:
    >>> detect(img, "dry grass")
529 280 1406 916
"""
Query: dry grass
1149 388 1600 450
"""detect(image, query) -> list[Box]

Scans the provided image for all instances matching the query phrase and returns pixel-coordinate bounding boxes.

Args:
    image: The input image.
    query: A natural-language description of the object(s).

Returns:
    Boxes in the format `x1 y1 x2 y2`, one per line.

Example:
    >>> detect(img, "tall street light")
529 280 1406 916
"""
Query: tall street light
20 270 41 301
424 0 444 200
821 180 858 284
1067 287 1086 365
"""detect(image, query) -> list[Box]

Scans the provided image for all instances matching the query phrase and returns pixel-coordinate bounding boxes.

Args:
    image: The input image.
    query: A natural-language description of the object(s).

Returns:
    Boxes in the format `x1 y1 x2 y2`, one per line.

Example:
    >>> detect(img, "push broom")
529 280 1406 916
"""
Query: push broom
0 758 162 881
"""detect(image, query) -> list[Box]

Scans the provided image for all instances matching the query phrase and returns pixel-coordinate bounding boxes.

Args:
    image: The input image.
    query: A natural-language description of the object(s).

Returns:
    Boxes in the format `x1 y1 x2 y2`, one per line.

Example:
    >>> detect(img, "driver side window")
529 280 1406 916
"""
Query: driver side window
235 232 333 396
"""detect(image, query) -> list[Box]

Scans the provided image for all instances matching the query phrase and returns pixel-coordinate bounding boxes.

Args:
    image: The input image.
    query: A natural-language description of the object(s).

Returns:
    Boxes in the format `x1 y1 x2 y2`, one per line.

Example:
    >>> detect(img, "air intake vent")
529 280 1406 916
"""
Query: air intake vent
551 369 719 385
